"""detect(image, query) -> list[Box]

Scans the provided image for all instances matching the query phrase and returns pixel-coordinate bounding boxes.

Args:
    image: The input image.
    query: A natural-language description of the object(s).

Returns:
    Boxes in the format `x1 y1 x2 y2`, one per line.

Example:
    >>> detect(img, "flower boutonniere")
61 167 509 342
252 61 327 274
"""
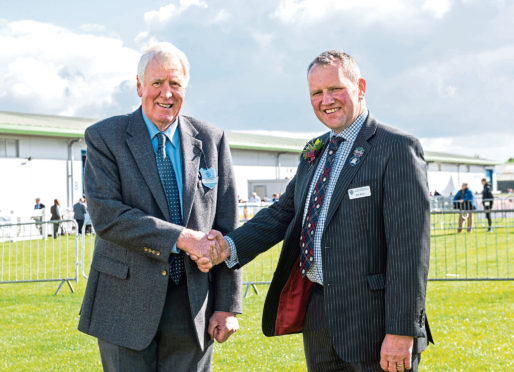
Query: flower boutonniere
302 138 324 165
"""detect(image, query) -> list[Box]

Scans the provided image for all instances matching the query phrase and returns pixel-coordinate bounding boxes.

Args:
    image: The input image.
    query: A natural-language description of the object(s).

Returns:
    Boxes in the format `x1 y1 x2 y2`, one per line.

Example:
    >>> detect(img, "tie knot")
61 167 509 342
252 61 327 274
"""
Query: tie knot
156 132 166 152
328 136 344 151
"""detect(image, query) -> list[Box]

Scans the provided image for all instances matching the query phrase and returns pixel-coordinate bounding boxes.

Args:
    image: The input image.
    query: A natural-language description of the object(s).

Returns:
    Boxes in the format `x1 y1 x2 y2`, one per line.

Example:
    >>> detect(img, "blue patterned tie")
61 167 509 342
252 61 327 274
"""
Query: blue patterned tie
155 132 184 284
299 136 344 277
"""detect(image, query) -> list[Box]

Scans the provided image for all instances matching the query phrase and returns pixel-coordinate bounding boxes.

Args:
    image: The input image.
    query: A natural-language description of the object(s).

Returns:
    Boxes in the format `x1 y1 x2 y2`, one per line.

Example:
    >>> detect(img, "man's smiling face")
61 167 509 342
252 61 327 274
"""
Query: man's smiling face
137 56 186 131
308 62 366 133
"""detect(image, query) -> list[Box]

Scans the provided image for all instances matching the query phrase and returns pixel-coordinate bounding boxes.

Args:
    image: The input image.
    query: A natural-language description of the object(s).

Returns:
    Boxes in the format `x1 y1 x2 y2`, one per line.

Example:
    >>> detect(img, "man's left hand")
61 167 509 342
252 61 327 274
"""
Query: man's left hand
379 334 413 372
207 311 238 343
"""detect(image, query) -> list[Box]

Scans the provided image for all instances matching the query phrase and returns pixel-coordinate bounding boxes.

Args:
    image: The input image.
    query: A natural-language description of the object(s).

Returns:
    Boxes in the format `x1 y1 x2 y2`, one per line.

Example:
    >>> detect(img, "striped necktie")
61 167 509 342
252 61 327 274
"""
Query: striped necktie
155 132 184 284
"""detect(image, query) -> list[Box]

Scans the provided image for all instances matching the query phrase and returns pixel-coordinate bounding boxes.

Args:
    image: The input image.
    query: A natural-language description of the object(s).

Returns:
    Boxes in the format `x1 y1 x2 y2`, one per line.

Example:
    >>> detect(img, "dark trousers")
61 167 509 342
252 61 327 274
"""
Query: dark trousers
53 222 60 238
303 284 420 372
76 219 84 234
483 201 493 228
98 277 214 372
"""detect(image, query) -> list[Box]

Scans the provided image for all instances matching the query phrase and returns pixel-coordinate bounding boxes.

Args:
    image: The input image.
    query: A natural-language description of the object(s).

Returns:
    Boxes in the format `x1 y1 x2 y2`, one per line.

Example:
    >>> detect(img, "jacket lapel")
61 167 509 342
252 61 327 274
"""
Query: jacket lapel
126 107 170 221
295 132 331 217
178 116 202 225
324 115 378 227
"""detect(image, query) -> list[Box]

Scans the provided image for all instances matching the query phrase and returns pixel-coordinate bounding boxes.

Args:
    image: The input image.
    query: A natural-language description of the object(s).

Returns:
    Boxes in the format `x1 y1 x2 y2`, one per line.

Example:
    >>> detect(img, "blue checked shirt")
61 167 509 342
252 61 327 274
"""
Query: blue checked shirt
226 110 368 285
302 111 367 284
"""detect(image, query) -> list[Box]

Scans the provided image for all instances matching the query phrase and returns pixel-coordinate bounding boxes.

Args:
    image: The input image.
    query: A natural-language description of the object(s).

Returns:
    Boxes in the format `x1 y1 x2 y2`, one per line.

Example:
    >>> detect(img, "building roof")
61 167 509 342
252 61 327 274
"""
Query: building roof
0 110 500 165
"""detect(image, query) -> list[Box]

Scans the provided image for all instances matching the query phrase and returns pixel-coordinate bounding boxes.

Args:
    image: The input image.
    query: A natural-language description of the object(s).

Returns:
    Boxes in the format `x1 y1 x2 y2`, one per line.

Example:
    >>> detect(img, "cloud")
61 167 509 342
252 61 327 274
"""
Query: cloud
210 9 232 24
144 0 208 28
420 133 514 162
271 0 453 25
79 23 107 33
0 20 140 118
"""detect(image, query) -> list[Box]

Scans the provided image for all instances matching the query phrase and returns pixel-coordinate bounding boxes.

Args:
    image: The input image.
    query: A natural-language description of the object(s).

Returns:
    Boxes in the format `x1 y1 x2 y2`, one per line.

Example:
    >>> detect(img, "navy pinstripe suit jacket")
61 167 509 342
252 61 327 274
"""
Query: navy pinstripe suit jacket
229 113 433 362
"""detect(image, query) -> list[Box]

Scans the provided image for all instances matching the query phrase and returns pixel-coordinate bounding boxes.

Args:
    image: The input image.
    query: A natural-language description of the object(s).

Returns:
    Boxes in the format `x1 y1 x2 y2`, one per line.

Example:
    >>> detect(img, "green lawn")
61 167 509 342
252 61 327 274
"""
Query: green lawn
1 230 513 371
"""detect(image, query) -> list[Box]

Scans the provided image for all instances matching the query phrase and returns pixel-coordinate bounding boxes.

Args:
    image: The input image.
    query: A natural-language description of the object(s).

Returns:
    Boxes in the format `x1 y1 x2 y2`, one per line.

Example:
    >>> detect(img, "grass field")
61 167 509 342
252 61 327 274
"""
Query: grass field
1 226 513 371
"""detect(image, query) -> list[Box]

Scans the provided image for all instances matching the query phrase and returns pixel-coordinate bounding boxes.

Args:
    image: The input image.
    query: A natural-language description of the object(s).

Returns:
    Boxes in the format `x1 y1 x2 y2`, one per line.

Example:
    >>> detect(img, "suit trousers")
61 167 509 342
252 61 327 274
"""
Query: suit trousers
98 276 214 372
303 284 420 372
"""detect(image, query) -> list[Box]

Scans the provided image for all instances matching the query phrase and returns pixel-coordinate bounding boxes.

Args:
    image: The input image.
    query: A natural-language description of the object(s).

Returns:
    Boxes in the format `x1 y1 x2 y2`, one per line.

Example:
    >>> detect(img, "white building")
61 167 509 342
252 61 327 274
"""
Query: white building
0 110 499 216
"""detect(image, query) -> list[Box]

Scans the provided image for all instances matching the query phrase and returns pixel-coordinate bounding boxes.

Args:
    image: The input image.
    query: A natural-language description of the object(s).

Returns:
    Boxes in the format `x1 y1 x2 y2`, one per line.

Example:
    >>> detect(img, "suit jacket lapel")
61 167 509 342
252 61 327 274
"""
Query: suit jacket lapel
324 115 378 227
178 116 202 225
126 108 170 221
295 132 331 217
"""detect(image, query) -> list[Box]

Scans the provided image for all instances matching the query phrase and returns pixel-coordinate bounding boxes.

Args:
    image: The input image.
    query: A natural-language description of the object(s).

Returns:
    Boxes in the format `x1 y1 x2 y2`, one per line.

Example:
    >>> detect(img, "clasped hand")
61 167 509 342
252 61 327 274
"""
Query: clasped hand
176 228 229 272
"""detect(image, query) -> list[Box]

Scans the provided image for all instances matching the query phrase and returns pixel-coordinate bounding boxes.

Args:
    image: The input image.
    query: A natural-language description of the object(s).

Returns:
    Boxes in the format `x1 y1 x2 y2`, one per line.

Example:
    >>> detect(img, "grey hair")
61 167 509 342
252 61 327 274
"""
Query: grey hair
307 51 361 85
137 42 190 86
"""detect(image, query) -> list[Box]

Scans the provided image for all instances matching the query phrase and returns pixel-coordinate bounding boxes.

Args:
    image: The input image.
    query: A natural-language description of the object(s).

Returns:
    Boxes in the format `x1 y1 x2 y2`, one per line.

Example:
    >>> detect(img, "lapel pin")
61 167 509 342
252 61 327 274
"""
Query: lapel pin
349 147 365 167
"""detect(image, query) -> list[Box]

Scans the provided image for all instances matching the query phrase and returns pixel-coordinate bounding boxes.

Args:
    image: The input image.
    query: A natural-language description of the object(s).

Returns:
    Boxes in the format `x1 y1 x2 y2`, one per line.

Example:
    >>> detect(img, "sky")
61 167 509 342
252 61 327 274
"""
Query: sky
1 0 513 161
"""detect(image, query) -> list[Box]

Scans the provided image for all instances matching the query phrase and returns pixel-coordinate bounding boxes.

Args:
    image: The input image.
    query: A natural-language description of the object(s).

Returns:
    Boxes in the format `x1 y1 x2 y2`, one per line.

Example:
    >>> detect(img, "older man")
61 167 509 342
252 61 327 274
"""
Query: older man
194 51 433 372
78 42 242 371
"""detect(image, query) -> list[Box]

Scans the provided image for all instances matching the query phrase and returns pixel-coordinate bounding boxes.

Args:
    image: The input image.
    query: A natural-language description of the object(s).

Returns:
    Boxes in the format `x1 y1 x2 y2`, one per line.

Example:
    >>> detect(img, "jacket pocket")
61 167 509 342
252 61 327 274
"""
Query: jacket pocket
91 254 129 280
367 273 385 290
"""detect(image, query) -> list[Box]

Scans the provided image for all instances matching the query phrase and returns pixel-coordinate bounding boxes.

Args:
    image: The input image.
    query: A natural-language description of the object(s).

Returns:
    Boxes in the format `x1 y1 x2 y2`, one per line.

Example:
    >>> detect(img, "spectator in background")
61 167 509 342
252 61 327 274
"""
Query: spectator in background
453 183 477 233
249 192 261 203
481 178 494 232
271 193 279 202
50 199 62 238
34 198 45 210
73 198 87 235
33 197 46 234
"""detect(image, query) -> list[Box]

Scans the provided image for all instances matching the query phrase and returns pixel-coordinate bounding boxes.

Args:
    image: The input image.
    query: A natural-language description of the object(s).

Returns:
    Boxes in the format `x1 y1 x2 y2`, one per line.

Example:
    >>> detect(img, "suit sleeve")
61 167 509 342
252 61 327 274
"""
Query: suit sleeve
228 172 297 267
84 125 183 263
211 131 243 313
383 135 430 338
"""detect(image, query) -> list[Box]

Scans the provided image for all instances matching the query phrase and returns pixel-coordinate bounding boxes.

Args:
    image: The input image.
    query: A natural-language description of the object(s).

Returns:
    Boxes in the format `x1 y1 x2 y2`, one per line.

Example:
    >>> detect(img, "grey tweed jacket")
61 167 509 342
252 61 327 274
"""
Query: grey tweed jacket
228 113 433 363
78 107 242 351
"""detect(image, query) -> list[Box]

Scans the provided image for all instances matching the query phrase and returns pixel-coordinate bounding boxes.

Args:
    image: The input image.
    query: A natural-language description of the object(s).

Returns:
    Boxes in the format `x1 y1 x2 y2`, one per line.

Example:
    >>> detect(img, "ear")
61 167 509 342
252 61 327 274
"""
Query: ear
136 76 143 98
357 78 366 100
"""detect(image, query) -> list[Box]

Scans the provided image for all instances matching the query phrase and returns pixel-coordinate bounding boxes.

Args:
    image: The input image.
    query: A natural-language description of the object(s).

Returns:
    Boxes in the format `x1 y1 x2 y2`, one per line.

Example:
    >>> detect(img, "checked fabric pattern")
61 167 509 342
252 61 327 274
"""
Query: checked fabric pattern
299 136 344 276
155 132 184 284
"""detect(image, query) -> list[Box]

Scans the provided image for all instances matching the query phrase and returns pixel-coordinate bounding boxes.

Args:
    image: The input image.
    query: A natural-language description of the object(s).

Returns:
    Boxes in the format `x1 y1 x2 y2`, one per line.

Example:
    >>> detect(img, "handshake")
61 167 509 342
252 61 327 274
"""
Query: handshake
177 228 231 272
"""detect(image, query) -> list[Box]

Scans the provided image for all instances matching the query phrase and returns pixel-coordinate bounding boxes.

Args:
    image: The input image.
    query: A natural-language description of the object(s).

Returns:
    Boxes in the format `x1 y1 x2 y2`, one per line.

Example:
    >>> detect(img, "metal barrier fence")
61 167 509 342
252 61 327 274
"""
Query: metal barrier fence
430 195 514 211
0 219 79 294
8 205 511 296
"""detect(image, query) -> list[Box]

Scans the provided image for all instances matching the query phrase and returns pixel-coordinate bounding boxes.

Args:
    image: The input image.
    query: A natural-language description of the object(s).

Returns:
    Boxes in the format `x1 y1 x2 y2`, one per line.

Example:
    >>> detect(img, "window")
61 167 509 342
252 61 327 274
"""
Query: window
0 138 19 157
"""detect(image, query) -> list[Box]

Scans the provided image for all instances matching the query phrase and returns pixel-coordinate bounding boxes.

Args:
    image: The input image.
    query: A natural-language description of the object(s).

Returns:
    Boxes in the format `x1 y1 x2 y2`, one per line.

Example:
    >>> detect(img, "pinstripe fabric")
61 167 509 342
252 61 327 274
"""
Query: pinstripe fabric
303 111 366 284
228 113 432 363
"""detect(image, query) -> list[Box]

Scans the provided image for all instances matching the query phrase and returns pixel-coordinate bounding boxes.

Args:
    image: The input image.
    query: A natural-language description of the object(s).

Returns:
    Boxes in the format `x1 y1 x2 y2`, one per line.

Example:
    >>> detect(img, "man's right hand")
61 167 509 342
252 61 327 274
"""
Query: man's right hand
177 229 229 272
190 230 231 272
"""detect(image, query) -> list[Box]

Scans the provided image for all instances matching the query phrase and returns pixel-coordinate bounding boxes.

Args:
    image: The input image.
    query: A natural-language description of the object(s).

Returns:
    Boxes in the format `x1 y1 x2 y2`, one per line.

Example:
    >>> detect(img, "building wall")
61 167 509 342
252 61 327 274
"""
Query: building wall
1 133 500 217
0 134 85 216
231 149 298 199
427 162 494 196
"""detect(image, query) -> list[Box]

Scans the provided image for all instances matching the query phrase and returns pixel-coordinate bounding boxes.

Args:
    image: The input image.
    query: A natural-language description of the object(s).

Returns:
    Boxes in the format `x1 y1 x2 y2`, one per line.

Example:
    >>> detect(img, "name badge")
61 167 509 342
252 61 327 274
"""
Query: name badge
348 186 371 200
199 167 218 189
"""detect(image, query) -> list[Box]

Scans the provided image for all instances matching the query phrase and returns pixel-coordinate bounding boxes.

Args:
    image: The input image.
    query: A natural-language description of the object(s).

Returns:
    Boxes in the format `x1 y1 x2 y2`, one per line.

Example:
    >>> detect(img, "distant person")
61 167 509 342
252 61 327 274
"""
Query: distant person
73 198 87 234
34 198 45 210
271 193 279 202
249 192 261 202
50 199 62 238
453 183 476 233
481 178 494 232
33 198 46 234
434 190 441 196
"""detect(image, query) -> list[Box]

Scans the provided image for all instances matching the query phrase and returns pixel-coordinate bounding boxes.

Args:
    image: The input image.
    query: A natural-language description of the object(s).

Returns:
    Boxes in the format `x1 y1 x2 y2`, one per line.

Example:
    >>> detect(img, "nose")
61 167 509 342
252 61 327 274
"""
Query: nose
321 91 334 105
162 85 173 99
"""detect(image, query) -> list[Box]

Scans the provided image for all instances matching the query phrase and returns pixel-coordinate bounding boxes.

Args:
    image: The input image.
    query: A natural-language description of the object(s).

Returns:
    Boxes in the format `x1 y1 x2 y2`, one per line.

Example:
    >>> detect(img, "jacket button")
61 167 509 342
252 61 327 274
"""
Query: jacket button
161 270 167 276
156 251 160 256
144 247 149 252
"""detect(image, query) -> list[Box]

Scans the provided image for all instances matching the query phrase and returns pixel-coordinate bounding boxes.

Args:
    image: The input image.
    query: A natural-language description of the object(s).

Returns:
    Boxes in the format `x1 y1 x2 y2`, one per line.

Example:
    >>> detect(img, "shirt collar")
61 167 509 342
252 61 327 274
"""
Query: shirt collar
141 109 180 147
330 109 368 142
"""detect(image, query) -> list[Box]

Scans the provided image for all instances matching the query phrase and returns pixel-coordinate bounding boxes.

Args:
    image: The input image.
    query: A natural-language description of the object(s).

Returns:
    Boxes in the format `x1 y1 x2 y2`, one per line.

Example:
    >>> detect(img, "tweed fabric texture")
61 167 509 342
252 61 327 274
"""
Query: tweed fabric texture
155 132 184 284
